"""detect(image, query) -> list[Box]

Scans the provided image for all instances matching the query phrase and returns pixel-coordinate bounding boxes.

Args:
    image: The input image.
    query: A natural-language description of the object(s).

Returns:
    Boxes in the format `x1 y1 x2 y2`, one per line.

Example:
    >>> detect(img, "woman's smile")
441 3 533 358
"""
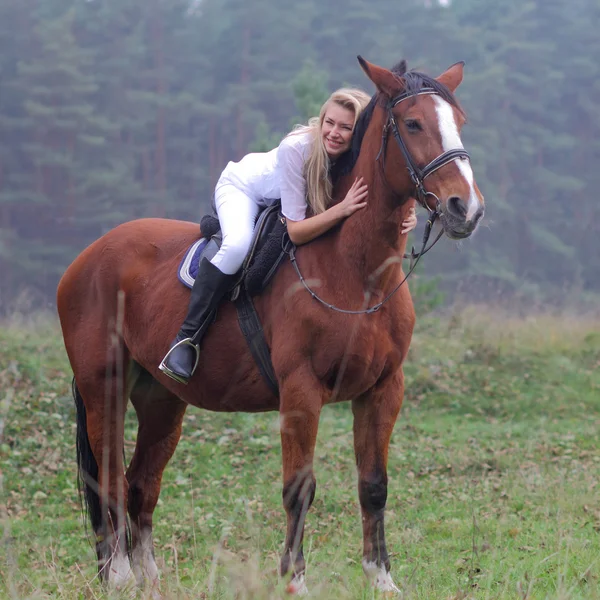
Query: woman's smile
321 103 355 158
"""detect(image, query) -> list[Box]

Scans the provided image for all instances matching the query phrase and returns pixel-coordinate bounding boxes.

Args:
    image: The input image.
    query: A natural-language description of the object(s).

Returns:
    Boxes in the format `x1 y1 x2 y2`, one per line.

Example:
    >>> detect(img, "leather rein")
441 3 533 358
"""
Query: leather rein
284 88 471 316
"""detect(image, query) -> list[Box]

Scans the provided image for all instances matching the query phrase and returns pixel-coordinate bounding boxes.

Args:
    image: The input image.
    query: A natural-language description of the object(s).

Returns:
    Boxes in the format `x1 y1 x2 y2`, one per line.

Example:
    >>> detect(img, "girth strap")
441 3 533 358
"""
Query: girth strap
235 289 279 396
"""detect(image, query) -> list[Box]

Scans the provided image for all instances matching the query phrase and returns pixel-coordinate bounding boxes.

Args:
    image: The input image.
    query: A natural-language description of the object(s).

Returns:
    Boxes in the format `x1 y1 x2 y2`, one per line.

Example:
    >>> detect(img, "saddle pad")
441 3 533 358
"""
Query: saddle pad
177 238 208 289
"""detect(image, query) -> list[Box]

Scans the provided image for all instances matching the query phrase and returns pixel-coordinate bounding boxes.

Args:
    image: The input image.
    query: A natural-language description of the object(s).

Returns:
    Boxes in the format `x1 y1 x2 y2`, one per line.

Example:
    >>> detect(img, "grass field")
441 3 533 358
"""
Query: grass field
0 308 599 599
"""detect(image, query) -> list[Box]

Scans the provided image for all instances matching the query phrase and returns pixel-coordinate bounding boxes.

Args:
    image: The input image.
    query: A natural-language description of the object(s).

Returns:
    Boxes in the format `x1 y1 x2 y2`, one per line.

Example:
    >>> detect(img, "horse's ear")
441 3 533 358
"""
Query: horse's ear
357 55 404 98
436 61 465 93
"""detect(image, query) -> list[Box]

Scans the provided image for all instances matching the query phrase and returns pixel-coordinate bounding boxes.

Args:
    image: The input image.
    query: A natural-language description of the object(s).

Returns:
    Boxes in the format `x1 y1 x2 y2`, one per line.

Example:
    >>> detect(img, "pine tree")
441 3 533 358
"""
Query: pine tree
1 3 115 298
1 0 599 310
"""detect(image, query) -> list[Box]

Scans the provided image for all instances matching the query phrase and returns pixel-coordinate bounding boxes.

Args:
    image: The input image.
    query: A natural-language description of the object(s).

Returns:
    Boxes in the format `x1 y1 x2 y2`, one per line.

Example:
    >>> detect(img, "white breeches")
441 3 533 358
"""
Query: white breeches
210 183 261 275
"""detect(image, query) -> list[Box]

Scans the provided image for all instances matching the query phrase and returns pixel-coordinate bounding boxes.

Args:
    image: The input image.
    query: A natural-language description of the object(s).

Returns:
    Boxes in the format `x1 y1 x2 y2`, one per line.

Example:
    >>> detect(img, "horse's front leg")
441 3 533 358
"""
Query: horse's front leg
278 367 324 595
352 369 404 594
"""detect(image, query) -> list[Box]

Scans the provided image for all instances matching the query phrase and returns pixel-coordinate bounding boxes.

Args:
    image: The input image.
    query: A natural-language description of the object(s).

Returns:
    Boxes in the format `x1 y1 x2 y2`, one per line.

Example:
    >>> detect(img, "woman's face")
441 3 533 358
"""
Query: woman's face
321 103 355 158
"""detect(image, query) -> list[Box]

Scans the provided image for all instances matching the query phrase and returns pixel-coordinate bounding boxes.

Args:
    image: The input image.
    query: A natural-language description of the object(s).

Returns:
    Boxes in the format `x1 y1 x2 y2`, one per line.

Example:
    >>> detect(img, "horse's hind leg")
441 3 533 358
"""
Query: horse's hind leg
76 344 133 588
127 370 187 591
352 370 404 593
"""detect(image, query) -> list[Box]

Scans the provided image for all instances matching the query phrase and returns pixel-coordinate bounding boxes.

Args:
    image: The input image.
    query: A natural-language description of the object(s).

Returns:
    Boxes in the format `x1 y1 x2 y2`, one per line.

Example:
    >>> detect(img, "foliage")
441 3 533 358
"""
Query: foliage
0 0 598 310
410 273 445 316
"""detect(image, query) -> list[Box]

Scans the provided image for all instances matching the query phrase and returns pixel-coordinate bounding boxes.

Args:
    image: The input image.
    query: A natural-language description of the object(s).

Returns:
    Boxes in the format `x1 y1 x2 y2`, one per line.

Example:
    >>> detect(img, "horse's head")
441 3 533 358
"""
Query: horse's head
358 57 485 240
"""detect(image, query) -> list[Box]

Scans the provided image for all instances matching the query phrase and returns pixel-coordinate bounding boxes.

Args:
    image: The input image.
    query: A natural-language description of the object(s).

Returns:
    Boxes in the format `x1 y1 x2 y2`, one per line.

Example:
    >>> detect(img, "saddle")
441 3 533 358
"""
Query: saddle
177 201 289 396
199 201 287 298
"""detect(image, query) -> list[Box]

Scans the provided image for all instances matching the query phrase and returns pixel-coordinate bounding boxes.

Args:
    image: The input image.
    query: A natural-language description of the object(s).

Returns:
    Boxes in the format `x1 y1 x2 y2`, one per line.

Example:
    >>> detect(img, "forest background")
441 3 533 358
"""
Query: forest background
0 0 598 312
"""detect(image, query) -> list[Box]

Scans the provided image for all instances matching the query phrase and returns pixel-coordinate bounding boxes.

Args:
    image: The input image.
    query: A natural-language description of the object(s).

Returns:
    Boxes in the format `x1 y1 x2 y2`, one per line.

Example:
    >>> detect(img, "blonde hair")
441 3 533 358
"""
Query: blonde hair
289 88 371 216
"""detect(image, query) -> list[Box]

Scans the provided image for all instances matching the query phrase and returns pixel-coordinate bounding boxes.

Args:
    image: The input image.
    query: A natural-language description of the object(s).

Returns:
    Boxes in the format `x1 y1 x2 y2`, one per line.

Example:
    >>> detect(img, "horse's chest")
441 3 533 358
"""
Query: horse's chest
314 327 396 400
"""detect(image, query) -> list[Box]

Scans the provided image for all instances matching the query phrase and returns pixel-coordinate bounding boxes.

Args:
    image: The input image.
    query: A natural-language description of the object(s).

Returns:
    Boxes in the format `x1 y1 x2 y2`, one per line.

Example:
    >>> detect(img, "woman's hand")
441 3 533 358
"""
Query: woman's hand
401 206 417 234
337 177 368 218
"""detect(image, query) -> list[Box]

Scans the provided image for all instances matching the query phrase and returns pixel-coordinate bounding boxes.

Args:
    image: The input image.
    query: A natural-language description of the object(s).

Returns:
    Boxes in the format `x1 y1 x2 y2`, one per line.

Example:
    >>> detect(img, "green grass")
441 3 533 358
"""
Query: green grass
0 308 599 599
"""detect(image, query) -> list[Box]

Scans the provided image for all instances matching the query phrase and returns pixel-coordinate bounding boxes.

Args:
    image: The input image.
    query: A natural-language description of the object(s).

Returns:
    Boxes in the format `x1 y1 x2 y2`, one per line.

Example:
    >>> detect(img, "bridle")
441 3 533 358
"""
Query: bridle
382 87 471 267
284 87 471 315
380 87 470 213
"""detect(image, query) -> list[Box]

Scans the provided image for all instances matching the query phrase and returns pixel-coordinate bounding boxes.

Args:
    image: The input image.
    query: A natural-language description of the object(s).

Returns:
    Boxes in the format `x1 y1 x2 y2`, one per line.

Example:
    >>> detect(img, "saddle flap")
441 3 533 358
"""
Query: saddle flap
202 237 221 264
244 203 283 269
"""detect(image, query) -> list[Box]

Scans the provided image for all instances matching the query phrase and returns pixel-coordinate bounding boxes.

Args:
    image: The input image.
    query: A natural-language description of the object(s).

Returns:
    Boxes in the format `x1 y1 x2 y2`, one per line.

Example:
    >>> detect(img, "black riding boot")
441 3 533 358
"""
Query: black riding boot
159 258 234 384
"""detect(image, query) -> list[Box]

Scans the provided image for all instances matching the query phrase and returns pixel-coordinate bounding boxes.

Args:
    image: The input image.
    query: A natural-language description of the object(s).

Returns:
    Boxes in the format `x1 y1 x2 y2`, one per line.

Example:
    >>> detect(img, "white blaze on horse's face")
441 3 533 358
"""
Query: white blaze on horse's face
433 95 482 222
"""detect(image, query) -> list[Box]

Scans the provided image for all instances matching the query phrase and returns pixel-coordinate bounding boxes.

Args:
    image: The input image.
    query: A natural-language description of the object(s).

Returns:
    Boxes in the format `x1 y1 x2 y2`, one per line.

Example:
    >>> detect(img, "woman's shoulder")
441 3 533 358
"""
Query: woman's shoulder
278 129 313 154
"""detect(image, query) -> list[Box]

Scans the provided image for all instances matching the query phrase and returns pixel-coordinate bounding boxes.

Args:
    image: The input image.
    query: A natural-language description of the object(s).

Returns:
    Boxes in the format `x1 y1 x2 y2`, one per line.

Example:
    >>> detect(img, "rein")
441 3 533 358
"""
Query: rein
284 87 468 316
283 211 441 315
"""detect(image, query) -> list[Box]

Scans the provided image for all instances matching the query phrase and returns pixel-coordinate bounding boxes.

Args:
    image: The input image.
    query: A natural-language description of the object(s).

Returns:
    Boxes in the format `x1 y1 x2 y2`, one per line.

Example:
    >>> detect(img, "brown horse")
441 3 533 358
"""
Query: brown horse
57 57 484 595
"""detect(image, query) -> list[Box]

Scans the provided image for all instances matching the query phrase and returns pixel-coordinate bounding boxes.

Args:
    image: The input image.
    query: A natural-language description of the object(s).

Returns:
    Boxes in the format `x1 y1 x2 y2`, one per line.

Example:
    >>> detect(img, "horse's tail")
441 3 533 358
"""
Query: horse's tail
73 378 102 532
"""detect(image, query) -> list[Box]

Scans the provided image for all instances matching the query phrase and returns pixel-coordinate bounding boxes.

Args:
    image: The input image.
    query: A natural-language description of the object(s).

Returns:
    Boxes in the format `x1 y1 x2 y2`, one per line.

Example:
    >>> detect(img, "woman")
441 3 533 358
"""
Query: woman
159 88 418 384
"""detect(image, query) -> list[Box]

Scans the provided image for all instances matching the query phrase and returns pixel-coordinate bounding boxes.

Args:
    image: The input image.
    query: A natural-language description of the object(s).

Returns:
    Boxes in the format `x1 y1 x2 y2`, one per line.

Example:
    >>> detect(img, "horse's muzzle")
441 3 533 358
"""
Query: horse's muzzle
440 205 484 240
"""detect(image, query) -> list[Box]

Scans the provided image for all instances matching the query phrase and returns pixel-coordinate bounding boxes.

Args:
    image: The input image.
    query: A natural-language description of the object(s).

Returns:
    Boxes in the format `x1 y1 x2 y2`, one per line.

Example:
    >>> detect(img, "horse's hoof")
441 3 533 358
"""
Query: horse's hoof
147 587 164 600
286 573 309 596
110 574 138 599
362 560 402 595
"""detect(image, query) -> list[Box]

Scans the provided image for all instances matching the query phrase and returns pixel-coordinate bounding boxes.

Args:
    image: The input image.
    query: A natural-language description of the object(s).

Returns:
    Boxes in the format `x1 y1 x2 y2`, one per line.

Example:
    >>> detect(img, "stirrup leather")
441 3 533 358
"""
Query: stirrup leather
158 337 201 384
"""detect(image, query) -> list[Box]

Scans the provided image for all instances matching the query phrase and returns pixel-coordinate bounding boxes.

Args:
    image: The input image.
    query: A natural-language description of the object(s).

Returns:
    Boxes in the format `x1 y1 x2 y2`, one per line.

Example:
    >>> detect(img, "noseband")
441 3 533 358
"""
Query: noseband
379 88 471 213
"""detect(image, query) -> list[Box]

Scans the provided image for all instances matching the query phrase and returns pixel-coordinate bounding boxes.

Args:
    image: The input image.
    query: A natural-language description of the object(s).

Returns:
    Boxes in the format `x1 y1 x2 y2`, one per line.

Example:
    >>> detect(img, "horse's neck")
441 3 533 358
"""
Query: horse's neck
332 122 413 293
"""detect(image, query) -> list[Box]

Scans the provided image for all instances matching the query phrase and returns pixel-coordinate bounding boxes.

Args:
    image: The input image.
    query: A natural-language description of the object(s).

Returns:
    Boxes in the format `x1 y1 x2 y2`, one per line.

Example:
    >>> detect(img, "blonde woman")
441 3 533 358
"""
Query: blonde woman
160 88 418 384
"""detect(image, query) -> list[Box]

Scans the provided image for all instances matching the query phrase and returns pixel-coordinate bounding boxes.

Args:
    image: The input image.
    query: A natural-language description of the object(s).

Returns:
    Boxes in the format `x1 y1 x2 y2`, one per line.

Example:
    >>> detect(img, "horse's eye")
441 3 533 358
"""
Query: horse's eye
405 119 422 133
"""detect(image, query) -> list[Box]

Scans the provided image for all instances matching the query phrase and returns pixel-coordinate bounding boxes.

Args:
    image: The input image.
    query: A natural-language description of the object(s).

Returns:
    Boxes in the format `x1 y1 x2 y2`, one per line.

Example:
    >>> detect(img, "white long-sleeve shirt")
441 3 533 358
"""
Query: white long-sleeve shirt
216 131 313 222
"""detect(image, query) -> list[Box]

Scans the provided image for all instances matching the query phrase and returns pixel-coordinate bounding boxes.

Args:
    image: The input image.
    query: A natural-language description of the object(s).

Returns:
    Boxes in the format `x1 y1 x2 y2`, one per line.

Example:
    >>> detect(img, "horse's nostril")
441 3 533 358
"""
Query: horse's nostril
447 196 467 218
472 206 484 224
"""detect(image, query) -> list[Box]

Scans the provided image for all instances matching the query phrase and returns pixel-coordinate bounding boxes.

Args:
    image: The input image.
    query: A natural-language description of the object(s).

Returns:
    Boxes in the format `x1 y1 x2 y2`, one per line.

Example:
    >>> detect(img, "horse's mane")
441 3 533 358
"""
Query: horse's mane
330 60 463 185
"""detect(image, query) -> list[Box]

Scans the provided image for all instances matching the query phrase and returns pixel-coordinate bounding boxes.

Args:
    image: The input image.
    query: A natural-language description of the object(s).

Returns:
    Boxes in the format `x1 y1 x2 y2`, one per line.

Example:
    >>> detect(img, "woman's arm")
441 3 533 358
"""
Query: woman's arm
286 177 368 245
286 207 344 246
277 138 418 245
286 180 420 245
288 192 419 245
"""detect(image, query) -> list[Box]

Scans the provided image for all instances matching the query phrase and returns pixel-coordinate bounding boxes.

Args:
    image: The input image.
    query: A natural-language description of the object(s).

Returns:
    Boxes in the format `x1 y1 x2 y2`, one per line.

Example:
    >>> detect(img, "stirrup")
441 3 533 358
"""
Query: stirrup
158 337 201 385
